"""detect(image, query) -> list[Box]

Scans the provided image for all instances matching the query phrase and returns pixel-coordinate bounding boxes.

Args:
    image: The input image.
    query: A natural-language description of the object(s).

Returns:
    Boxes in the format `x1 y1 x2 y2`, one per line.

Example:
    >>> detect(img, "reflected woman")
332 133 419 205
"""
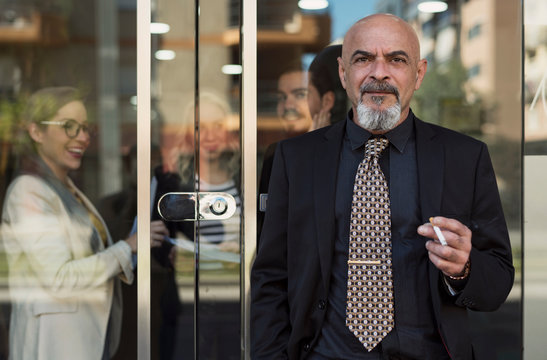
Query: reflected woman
194 92 241 252
0 87 168 360
161 91 241 253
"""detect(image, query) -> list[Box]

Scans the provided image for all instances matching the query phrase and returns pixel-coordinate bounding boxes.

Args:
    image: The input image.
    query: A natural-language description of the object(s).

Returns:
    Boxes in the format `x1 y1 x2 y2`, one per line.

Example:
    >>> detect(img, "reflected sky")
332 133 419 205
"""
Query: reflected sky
328 0 377 41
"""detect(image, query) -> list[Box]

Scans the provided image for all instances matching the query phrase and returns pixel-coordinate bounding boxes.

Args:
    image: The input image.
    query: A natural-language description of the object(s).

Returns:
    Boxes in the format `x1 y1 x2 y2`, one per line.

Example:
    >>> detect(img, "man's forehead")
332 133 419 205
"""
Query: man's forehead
343 16 419 60
278 71 308 90
276 87 308 97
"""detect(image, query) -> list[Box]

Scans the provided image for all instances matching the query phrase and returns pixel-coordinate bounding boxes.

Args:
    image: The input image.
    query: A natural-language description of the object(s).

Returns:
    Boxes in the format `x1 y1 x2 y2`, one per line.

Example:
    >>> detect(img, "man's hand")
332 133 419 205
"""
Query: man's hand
417 216 472 278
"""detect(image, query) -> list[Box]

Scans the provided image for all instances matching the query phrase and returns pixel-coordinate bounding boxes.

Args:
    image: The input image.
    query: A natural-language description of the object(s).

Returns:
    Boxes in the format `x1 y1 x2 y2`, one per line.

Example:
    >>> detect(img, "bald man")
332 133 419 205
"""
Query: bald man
251 14 513 359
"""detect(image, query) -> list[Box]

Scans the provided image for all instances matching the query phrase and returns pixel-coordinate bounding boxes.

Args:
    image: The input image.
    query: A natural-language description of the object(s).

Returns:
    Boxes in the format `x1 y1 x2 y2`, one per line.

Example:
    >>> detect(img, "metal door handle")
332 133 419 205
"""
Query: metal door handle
157 192 237 221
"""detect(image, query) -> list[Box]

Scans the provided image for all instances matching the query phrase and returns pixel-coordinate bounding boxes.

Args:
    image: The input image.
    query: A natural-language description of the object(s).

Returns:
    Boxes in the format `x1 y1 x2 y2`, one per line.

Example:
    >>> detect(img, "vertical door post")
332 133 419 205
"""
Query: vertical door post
242 0 257 357
137 0 152 359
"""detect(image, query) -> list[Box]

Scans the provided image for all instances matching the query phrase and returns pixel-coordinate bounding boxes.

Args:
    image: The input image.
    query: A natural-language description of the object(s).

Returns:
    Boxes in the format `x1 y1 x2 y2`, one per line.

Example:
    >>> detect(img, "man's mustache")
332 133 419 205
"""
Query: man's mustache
282 109 302 119
360 81 400 101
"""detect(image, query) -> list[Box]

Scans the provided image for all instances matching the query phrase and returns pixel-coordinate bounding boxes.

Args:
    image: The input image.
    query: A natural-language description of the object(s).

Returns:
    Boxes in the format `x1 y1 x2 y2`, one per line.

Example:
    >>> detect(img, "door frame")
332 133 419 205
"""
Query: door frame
136 0 152 359
241 0 257 358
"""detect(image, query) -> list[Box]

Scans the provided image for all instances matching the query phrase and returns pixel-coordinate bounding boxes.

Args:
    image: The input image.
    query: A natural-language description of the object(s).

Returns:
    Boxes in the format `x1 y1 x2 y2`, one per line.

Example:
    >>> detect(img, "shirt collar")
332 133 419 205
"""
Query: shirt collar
346 109 414 153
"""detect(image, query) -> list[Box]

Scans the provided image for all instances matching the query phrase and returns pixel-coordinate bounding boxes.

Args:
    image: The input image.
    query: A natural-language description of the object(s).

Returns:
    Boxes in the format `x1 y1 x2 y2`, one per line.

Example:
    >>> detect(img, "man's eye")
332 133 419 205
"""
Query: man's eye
275 94 286 102
294 91 308 99
360 53 376 60
392 57 407 63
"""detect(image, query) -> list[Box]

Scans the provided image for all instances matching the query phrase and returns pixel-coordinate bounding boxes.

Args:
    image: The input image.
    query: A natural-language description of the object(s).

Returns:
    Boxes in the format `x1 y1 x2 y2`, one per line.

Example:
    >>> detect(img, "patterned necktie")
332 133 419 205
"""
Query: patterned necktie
346 137 394 351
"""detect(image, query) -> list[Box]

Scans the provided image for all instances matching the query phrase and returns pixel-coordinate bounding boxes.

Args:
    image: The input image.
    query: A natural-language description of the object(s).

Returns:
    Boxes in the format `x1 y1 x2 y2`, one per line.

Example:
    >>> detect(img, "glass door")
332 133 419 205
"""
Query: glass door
149 0 244 358
0 1 146 359
0 0 247 359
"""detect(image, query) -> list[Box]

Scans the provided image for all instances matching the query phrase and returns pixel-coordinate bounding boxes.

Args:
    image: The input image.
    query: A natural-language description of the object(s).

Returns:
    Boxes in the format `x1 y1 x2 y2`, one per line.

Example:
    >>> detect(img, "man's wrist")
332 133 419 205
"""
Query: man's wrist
448 260 470 280
443 260 470 295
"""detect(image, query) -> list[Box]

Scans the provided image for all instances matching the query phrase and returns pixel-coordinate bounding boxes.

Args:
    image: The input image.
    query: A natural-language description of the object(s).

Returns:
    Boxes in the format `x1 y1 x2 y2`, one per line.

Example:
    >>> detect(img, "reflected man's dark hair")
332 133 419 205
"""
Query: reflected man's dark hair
308 45 348 123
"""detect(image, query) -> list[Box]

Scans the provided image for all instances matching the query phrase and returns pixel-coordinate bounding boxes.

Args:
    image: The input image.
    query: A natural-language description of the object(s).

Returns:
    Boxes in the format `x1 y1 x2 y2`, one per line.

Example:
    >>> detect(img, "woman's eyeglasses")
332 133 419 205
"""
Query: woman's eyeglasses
40 119 97 139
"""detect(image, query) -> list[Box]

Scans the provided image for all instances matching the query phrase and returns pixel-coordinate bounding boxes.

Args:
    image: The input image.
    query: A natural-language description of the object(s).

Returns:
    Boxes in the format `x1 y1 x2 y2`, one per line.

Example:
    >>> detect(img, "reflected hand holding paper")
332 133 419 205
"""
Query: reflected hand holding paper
127 218 168 252
163 236 240 263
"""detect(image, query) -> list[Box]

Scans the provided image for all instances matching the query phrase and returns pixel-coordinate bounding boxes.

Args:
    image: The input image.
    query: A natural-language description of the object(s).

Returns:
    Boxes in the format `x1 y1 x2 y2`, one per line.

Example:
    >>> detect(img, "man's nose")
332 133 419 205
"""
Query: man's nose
369 60 389 81
283 94 298 109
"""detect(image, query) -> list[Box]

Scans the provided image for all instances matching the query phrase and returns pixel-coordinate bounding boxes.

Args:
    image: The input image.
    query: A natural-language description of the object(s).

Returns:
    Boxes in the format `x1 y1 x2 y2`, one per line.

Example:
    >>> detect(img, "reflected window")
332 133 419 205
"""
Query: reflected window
468 64 481 78
468 23 482 40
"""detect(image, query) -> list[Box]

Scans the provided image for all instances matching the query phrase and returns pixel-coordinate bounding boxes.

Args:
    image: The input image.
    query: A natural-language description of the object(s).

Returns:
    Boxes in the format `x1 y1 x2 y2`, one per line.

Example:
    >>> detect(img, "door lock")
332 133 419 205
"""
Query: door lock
209 197 228 215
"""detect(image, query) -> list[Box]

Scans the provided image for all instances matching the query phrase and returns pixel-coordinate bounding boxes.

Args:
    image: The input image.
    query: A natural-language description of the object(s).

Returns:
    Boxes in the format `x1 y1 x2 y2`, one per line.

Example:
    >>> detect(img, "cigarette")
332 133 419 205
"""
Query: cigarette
429 217 447 246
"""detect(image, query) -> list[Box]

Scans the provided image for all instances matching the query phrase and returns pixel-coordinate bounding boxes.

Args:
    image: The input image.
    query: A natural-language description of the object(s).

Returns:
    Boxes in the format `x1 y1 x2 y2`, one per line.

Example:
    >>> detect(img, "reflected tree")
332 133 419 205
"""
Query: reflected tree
411 59 484 136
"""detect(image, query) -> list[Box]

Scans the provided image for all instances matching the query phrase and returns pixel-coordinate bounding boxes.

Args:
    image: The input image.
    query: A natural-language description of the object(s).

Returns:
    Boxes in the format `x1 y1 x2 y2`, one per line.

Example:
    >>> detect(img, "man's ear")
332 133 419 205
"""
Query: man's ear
414 59 428 91
321 91 335 112
338 57 347 90
28 123 44 144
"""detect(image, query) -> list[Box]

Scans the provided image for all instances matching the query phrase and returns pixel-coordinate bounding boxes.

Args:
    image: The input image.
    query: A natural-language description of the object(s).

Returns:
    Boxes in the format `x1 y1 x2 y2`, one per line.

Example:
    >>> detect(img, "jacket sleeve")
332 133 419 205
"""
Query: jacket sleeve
2 175 133 299
453 143 514 311
251 143 291 359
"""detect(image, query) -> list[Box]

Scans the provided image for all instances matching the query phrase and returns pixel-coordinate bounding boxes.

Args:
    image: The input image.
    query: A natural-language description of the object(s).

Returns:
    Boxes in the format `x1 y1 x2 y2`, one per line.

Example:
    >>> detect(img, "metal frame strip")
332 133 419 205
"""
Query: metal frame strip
242 0 257 358
136 0 151 359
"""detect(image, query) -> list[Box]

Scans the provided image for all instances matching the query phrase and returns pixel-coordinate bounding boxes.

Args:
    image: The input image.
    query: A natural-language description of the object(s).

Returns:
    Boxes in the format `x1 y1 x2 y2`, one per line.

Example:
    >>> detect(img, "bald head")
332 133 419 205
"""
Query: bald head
342 14 421 66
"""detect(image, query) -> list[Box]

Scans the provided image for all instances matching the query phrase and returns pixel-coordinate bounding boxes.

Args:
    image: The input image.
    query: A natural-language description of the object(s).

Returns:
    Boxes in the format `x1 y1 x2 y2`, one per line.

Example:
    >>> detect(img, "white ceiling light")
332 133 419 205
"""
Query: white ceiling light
155 50 176 61
222 64 242 75
417 1 448 13
150 22 170 34
298 0 329 11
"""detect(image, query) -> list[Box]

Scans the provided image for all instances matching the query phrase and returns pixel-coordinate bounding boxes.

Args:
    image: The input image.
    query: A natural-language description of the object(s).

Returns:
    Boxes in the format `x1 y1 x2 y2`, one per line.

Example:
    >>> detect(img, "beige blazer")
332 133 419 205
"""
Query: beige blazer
1 174 134 360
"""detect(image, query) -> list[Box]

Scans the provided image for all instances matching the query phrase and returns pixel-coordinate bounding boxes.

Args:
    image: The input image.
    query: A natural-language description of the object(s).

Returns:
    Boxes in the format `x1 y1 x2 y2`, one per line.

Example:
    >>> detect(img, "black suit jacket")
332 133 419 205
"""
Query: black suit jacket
251 116 514 360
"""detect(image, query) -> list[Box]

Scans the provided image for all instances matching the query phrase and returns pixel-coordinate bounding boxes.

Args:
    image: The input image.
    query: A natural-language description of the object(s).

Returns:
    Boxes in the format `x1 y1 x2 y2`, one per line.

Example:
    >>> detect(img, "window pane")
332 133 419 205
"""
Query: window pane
0 1 141 359
255 1 522 358
523 0 547 357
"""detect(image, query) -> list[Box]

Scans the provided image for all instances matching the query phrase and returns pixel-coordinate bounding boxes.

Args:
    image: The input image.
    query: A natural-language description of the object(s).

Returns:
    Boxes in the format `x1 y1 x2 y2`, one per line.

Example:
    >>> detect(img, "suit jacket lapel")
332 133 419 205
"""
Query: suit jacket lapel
313 121 346 291
415 118 444 222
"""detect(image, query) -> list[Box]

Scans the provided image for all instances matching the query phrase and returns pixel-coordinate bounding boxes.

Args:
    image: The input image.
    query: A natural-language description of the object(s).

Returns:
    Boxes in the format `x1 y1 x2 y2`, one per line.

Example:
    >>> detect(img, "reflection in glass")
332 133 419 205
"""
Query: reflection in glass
523 0 547 357
0 87 165 359
256 0 522 358
275 67 313 136
385 2 522 358
0 1 150 359
400 2 523 356
152 0 242 357
0 0 526 357
307 44 348 131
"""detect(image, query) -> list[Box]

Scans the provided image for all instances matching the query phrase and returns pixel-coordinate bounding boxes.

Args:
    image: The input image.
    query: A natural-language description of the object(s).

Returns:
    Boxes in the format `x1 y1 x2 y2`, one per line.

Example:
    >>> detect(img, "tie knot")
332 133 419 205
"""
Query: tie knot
365 137 389 159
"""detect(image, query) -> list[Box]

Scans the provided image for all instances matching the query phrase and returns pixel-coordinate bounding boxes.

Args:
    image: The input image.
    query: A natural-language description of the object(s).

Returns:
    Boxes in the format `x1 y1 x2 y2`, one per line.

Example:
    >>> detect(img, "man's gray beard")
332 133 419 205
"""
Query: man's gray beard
356 99 401 131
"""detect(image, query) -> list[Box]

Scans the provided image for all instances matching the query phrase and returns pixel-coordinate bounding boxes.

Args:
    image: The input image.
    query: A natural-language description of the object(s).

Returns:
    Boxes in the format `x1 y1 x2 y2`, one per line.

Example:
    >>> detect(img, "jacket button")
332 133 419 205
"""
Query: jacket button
318 300 326 310
303 343 311 352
